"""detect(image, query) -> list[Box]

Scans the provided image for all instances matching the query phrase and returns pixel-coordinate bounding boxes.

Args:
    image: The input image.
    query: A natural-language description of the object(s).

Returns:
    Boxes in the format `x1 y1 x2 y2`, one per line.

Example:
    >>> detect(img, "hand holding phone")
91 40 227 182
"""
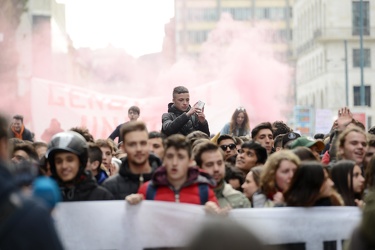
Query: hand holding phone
195 100 205 110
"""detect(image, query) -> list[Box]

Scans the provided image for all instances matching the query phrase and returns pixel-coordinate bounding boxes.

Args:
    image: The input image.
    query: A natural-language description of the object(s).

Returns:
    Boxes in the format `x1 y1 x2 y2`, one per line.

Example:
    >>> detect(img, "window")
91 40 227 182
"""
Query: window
264 8 270 19
188 30 208 44
269 8 286 20
353 48 371 67
234 8 251 21
222 8 235 18
255 8 265 19
352 1 370 35
187 8 218 21
203 9 217 21
353 85 371 106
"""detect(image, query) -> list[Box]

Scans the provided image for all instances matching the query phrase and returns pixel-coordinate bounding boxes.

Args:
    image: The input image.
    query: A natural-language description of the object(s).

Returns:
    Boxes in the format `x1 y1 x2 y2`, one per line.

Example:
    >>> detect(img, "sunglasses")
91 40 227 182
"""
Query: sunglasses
237 107 246 112
220 143 237 151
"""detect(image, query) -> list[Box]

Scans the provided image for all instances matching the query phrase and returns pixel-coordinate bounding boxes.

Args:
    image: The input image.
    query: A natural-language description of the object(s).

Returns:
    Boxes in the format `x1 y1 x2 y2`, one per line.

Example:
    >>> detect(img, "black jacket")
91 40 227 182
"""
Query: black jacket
0 162 63 250
9 127 33 142
59 171 114 202
161 103 210 136
102 154 162 200
108 122 128 143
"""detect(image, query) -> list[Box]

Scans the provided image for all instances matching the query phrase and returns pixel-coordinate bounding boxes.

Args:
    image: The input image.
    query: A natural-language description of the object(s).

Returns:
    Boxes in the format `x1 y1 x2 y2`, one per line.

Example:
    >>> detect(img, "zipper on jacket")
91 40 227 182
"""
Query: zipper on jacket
174 192 180 203
139 174 144 185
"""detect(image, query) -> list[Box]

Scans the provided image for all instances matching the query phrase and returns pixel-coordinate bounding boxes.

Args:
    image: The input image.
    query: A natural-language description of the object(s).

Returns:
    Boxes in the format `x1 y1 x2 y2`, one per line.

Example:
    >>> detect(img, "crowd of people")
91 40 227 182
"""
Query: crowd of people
1 85 375 249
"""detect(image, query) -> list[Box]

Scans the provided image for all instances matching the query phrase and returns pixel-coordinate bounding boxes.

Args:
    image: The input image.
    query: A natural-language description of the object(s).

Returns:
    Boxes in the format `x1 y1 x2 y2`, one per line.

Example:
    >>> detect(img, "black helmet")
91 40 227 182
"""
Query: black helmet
46 131 88 180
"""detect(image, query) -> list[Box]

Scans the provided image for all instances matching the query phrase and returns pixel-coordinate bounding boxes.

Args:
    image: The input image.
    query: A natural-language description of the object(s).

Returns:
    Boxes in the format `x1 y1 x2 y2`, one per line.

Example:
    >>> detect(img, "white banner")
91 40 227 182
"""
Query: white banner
54 201 361 250
315 109 334 135
30 78 241 141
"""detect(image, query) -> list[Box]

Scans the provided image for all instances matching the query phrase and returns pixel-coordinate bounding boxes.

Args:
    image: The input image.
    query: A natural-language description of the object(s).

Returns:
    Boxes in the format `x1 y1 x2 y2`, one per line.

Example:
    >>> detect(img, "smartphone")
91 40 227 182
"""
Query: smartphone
195 100 205 110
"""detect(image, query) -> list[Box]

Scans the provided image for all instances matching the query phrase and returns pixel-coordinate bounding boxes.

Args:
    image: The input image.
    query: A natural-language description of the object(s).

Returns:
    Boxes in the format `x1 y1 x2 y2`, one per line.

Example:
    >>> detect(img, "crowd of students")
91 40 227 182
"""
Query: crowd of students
1 86 375 249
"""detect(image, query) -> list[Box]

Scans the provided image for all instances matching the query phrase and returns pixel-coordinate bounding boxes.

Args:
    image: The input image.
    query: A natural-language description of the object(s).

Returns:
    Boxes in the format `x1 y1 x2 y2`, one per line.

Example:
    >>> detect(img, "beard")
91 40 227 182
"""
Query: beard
129 157 148 167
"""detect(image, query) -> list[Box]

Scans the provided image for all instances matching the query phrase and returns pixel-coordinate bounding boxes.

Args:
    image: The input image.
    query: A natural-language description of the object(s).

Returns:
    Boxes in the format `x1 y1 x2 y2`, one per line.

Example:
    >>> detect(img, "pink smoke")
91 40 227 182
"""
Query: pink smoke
3 13 293 141
155 14 292 131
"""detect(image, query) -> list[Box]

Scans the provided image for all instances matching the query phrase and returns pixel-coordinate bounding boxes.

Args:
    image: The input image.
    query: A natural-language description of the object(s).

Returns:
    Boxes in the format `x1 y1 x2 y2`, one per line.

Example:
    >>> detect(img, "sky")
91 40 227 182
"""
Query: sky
64 0 174 58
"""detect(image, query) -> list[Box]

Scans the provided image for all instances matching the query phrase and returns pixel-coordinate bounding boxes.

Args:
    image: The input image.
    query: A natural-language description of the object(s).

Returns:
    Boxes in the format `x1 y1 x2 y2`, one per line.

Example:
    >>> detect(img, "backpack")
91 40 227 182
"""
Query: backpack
146 182 209 205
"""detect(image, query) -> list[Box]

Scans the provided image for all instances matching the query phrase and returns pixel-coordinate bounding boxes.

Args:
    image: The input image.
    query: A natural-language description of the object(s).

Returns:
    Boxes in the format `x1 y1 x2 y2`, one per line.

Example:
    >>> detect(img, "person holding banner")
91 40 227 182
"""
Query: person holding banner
126 134 223 214
257 150 300 207
46 131 114 201
193 141 251 209
103 121 162 200
283 162 342 207
242 166 264 207
331 160 365 207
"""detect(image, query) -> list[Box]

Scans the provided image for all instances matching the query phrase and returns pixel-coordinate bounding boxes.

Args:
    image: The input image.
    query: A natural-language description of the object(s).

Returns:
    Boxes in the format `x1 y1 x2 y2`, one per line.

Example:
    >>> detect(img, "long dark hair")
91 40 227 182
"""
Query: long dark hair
292 146 319 161
284 161 325 207
365 155 375 190
229 107 250 136
330 160 361 206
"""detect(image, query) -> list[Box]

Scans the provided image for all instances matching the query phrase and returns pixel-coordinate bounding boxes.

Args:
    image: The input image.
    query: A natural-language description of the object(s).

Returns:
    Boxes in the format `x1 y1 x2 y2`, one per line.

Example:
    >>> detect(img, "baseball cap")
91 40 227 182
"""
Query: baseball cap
282 132 301 148
290 136 325 151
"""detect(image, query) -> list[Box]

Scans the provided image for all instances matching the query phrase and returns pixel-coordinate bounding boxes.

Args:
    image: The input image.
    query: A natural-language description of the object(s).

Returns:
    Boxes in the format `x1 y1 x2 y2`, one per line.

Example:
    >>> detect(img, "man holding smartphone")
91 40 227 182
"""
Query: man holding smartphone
161 86 210 136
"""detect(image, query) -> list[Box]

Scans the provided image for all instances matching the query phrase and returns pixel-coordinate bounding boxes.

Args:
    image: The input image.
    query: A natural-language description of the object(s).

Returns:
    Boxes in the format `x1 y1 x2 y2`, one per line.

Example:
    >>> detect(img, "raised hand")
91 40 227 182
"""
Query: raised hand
337 107 353 131
273 191 285 205
195 107 206 123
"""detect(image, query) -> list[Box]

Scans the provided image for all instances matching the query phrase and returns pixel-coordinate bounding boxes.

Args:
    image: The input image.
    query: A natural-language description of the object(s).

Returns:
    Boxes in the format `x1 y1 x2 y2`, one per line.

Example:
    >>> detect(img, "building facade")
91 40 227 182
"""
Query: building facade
16 0 69 95
174 0 294 61
294 0 375 129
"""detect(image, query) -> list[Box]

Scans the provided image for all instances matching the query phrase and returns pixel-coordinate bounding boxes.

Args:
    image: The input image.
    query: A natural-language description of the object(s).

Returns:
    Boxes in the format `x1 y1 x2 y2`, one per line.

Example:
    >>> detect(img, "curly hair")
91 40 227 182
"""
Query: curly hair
272 121 292 138
229 107 250 136
70 127 94 143
260 150 300 195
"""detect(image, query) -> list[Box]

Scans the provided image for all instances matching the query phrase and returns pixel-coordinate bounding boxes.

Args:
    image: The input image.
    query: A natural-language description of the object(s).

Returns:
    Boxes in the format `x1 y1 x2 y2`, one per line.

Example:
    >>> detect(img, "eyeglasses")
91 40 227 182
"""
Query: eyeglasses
220 143 237 151
237 107 246 112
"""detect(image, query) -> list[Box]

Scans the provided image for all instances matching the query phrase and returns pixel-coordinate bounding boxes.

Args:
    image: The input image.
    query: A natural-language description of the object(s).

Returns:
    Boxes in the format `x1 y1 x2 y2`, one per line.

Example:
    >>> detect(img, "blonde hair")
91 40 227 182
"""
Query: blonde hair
260 150 300 195
336 127 367 160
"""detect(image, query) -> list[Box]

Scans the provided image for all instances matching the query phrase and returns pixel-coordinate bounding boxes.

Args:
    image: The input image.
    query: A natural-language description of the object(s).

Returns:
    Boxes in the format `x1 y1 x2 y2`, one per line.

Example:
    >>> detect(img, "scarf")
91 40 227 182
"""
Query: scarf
11 125 24 139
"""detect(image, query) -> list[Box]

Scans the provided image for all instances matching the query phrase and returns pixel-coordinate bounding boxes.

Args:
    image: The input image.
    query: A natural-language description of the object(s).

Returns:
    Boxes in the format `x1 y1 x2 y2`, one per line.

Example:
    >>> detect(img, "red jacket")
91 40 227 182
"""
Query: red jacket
321 151 330 165
138 166 218 205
